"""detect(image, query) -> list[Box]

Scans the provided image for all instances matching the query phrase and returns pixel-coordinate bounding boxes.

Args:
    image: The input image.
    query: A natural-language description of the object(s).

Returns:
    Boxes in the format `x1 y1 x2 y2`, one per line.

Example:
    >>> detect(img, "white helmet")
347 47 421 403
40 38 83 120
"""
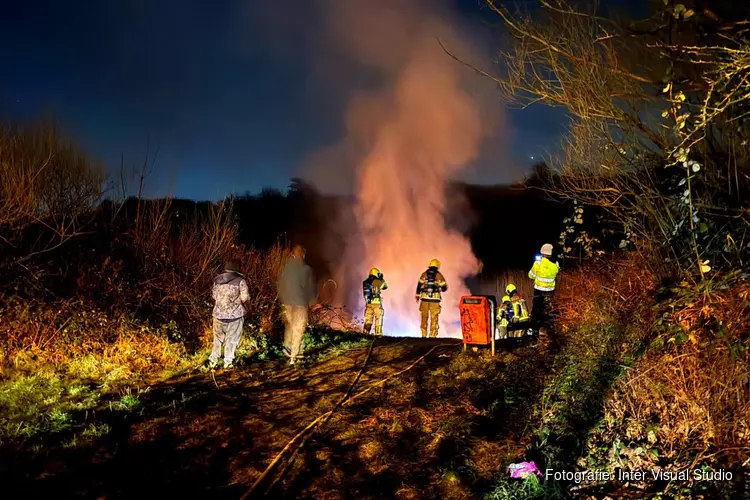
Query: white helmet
540 243 553 256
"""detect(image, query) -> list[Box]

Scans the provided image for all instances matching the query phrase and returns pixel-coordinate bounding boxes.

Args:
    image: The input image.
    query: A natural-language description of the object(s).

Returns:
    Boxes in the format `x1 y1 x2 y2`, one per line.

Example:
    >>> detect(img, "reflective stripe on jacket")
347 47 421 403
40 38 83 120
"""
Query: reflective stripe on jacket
528 257 559 292
363 276 388 304
416 267 447 302
511 297 530 321
496 304 512 326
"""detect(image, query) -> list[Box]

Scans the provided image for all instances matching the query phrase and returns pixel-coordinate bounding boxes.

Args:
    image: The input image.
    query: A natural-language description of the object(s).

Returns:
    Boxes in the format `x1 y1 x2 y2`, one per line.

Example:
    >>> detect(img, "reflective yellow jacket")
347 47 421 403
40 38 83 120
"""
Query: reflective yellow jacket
511 297 530 321
528 257 559 292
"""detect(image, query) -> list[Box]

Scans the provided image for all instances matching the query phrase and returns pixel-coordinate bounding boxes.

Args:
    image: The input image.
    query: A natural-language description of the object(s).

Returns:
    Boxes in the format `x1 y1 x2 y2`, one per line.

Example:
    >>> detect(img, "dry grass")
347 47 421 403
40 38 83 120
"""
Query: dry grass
539 254 750 496
237 243 289 334
609 346 750 461
0 297 192 384
554 253 656 333
603 273 750 468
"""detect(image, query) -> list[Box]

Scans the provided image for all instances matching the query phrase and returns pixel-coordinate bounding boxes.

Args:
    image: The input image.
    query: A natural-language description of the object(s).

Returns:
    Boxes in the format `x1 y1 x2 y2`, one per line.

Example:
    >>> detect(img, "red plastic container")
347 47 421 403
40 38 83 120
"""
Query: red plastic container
460 295 495 345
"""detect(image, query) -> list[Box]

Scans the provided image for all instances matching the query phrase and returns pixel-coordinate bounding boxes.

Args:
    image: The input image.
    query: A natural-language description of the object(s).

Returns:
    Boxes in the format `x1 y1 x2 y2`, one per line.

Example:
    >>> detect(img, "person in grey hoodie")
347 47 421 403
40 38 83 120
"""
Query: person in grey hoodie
208 260 249 369
278 245 317 365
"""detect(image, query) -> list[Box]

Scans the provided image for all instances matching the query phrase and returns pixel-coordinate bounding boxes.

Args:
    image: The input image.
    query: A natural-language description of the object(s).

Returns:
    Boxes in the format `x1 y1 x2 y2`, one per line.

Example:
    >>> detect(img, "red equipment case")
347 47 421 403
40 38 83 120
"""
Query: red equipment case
459 295 497 353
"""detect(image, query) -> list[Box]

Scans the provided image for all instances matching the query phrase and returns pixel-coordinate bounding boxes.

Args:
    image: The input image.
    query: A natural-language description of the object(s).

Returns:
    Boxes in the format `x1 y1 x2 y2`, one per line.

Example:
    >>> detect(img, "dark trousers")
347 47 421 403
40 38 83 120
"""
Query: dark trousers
531 289 555 331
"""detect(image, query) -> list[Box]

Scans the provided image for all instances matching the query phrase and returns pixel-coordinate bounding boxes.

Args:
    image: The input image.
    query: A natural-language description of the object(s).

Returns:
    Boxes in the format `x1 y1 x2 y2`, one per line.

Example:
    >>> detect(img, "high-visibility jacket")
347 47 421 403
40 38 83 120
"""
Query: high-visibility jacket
528 257 559 292
363 275 388 304
497 303 512 326
511 297 530 321
416 267 447 302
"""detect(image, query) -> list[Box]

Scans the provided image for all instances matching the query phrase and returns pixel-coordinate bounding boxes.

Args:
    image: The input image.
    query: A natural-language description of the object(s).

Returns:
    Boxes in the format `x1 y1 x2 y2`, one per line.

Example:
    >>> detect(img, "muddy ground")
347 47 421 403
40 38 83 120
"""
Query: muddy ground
2 337 549 499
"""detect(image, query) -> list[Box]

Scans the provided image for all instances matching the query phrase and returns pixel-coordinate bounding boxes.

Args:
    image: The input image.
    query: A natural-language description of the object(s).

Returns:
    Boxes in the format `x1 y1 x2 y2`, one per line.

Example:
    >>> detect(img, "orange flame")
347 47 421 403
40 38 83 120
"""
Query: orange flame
294 0 497 336
343 13 488 337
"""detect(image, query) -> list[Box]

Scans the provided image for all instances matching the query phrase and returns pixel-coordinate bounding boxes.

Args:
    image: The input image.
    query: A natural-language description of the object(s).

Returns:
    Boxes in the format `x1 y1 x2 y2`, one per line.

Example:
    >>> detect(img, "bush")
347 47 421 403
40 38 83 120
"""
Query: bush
604 272 750 470
0 121 106 269
541 258 750 496
554 252 656 333
0 297 191 381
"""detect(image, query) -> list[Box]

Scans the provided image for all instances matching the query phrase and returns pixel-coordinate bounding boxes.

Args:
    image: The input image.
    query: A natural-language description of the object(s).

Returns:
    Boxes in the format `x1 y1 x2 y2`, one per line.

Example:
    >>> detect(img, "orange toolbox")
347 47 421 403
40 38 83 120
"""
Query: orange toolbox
459 295 497 354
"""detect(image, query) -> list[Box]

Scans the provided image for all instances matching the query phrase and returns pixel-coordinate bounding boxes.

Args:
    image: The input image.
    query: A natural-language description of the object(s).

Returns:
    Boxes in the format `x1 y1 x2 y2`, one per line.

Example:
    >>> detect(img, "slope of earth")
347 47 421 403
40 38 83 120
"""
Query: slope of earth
2 336 550 499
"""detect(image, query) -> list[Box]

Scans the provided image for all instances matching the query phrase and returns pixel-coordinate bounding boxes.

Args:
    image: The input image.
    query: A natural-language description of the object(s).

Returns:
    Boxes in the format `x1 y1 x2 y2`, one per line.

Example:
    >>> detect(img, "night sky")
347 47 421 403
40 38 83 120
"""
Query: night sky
0 0 587 200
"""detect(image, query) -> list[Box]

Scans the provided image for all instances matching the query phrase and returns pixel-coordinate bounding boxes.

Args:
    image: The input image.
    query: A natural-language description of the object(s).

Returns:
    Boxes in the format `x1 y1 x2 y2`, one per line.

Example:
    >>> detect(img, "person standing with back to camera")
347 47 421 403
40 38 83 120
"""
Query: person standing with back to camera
528 243 559 336
278 245 317 365
415 258 448 338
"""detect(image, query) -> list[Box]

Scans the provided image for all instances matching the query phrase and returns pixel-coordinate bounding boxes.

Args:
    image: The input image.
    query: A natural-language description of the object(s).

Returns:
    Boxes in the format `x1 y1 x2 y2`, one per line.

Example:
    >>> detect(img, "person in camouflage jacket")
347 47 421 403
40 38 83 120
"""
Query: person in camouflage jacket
208 260 249 369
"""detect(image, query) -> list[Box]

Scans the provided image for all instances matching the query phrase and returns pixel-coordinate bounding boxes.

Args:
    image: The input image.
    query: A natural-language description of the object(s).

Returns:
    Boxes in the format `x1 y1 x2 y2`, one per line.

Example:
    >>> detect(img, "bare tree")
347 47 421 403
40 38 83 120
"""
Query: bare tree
0 121 106 265
464 0 750 277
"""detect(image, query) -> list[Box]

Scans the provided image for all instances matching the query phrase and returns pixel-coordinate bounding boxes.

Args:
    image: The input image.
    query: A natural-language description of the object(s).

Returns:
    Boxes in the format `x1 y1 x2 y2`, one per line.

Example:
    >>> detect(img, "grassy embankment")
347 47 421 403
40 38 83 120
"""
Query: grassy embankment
481 257 749 499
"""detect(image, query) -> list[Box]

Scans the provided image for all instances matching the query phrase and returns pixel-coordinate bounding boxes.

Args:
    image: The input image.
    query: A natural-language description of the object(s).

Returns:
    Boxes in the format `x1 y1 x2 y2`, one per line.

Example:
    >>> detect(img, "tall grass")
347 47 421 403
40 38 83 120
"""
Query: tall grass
604 272 750 471
486 253 748 497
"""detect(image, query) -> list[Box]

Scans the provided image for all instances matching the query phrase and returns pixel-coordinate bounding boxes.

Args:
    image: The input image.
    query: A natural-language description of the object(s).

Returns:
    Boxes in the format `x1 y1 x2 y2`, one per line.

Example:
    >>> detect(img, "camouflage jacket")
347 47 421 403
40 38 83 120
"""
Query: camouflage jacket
212 271 250 320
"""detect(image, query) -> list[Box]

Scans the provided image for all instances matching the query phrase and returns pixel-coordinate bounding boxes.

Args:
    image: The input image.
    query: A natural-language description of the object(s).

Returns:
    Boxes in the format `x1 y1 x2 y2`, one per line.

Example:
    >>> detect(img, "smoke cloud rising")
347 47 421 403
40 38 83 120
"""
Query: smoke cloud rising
246 0 511 336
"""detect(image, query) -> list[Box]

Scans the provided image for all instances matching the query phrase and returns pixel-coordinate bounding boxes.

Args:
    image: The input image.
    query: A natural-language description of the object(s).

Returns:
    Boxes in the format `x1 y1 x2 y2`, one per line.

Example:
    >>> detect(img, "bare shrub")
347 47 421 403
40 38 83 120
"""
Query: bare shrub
554 252 656 333
0 121 106 264
563 266 750 468
238 243 289 334
0 297 188 379
75 198 249 342
608 344 750 466
479 0 750 277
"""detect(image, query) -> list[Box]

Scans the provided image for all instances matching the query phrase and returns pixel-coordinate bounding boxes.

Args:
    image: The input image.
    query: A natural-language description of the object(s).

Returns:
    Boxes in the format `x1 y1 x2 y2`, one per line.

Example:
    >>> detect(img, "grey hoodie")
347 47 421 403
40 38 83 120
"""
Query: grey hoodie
278 257 316 306
212 271 250 320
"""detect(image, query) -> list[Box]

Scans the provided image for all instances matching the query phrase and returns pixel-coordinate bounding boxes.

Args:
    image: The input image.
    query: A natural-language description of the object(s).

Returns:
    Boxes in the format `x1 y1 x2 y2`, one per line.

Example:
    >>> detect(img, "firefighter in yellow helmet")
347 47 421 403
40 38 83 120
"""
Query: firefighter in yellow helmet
415 258 447 338
528 243 560 334
363 267 388 336
496 295 512 340
505 283 532 337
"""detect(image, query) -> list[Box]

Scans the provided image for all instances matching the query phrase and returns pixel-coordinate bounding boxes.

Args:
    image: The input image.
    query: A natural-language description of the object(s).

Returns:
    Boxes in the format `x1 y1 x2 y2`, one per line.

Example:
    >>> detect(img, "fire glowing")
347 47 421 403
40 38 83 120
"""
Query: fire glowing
298 0 496 336
341 10 490 337
350 51 484 336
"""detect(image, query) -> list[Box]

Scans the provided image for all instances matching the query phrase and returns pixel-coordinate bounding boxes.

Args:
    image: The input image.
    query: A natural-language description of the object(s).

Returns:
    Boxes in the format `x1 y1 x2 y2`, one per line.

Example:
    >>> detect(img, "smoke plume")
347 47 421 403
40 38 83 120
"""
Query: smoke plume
248 0 509 336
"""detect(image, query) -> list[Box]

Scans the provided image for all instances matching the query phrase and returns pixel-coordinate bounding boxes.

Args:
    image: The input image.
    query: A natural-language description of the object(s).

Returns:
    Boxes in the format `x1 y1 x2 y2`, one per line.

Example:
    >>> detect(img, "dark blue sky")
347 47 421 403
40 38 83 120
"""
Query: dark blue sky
0 0 583 200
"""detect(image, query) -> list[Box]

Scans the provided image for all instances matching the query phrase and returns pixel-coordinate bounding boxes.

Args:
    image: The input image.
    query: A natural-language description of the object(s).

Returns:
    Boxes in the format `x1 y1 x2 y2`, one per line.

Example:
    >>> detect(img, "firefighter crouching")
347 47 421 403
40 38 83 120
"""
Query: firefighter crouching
363 267 387 336
415 259 448 338
496 295 512 339
506 283 532 337
528 243 560 335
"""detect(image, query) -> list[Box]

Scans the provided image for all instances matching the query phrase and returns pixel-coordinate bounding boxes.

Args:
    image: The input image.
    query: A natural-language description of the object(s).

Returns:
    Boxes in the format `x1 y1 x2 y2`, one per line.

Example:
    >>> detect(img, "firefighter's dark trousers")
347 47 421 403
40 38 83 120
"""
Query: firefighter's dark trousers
419 300 441 338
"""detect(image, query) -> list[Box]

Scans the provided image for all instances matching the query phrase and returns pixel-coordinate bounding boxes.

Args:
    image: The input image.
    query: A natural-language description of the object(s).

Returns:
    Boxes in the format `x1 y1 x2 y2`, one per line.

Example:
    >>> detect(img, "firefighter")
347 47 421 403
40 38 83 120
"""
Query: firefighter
496 295 513 339
506 283 532 336
528 243 560 335
363 267 388 336
415 258 448 338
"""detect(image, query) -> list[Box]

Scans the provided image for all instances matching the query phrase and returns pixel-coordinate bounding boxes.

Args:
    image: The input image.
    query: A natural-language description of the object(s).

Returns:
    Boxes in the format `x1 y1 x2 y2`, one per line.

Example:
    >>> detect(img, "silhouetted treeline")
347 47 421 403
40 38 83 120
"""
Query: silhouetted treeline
227 178 568 276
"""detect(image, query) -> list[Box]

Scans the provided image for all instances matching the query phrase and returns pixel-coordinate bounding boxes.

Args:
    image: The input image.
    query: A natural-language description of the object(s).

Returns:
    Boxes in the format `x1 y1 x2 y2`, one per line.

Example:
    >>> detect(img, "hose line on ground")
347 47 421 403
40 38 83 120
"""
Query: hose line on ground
239 340 456 498
240 336 377 499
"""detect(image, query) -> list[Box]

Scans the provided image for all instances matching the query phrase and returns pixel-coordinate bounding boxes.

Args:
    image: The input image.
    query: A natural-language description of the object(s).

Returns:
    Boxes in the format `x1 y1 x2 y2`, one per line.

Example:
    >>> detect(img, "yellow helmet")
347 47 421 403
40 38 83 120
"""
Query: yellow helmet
429 258 440 269
369 267 381 277
506 283 517 295
501 295 511 303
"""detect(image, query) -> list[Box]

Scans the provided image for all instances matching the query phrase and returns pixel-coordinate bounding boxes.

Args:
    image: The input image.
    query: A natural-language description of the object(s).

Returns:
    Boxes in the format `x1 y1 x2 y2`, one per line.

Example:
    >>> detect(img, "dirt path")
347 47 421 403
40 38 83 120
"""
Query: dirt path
6 337 473 499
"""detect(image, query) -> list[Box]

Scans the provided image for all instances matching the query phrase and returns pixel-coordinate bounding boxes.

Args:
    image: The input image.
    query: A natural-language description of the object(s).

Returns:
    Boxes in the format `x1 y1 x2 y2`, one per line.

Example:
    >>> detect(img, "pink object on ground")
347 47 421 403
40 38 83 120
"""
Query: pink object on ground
508 461 543 479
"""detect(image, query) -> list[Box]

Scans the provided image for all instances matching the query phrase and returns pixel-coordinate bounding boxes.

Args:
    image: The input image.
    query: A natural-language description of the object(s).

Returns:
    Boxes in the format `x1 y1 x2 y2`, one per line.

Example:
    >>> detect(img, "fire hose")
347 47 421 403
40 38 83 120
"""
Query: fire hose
239 339 457 498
